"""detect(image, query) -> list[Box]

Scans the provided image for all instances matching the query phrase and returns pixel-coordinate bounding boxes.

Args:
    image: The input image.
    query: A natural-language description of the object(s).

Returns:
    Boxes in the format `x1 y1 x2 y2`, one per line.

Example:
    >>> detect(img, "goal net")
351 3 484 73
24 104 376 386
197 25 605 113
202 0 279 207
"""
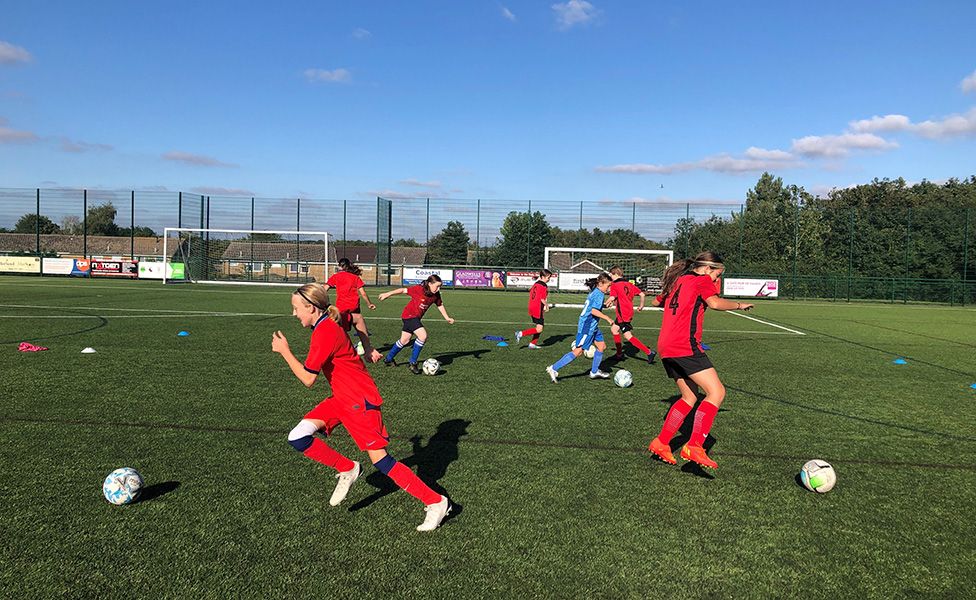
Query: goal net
162 228 332 285
543 247 673 295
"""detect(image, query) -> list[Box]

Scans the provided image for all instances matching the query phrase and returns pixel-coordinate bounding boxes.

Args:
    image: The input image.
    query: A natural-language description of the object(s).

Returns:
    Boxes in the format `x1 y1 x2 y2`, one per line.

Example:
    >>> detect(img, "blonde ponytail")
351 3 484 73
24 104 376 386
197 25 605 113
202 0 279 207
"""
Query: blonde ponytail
294 283 341 323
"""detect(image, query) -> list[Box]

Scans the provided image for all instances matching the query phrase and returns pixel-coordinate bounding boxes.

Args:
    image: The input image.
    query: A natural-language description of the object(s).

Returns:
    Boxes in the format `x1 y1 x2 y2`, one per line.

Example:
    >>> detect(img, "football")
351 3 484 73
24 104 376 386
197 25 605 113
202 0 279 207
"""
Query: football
800 459 837 493
422 358 440 375
613 369 633 388
102 467 143 505
583 345 597 359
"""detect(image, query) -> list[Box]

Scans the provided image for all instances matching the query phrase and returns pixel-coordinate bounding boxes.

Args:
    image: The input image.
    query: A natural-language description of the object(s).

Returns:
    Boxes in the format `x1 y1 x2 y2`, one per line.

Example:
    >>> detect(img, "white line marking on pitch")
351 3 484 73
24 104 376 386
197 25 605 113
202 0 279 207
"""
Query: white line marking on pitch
725 310 806 335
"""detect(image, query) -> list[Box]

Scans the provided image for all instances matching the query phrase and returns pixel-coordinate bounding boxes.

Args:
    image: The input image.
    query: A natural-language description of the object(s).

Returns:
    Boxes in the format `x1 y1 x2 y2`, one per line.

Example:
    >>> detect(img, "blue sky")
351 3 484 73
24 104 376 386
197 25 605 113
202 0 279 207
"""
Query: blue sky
2 1 975 204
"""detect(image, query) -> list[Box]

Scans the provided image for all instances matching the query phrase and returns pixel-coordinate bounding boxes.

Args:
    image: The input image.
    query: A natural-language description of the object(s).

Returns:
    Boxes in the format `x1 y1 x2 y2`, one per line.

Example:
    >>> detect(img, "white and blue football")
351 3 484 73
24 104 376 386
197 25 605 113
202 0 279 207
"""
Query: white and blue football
102 467 143 505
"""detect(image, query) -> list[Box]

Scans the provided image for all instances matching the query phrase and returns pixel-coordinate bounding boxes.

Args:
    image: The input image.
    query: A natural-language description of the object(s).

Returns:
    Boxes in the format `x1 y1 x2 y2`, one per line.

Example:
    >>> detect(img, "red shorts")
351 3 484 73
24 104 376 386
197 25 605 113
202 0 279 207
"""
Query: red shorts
304 396 390 451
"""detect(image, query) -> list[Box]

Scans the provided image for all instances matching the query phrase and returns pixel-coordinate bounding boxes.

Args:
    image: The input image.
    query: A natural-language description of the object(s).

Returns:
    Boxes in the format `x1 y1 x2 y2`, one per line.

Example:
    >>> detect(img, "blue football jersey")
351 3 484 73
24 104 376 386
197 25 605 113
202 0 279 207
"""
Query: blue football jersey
577 288 605 334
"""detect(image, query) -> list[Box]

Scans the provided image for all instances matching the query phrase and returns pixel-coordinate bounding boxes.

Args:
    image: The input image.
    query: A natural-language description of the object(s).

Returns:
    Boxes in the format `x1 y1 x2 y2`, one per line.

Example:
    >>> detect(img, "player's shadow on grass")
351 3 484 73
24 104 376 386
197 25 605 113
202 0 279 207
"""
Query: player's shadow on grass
1 312 108 345
349 419 470 518
436 349 490 366
137 481 181 502
538 334 573 347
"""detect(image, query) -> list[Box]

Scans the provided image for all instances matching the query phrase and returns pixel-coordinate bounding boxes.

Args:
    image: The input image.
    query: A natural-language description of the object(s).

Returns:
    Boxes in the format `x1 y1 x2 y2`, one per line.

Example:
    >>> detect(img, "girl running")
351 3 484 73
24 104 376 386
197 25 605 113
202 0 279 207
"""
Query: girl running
646 252 753 470
271 283 451 531
607 266 656 364
378 274 455 374
546 272 614 383
324 258 383 363
514 269 553 349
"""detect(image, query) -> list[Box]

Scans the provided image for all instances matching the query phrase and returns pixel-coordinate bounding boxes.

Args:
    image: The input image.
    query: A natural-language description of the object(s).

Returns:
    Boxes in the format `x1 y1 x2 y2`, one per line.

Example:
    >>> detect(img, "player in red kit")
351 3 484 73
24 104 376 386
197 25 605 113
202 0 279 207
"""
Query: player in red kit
515 269 553 349
378 274 455 374
646 252 753 470
324 258 383 363
272 283 451 531
607 266 656 364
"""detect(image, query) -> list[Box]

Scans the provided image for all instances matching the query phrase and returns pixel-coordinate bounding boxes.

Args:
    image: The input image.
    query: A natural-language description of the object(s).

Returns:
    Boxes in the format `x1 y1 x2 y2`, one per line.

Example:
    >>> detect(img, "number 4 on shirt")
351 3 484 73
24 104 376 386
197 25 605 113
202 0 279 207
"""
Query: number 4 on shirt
668 285 682 315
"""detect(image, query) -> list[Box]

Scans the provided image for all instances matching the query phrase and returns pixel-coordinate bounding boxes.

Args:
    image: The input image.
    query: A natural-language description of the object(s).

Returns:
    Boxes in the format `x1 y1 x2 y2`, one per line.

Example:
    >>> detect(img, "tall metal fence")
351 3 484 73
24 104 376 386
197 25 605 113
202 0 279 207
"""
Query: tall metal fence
0 187 973 304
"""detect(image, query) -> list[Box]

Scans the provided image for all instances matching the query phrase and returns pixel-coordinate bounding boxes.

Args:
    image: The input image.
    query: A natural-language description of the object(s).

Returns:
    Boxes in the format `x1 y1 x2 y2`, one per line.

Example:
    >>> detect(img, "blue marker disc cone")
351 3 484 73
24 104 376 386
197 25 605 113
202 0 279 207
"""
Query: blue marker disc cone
892 358 907 365
177 331 189 337
970 383 976 390
701 343 711 351
496 341 509 347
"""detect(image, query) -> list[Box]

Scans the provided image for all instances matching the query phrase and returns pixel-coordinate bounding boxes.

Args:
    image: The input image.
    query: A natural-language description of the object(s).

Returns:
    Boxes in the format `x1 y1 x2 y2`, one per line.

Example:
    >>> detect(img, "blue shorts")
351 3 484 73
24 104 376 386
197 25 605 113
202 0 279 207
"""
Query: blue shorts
573 327 603 349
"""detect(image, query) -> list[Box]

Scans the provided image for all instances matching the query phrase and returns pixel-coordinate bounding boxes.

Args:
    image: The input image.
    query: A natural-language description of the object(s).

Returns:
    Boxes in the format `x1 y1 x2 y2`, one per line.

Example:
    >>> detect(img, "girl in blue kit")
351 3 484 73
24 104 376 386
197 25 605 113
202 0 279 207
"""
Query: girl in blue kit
546 273 615 383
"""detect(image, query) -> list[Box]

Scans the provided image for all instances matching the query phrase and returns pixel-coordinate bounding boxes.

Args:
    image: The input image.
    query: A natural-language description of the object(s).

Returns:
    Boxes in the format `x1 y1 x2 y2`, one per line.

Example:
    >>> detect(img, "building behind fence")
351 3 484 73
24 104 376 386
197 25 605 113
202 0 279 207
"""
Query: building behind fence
1 186 973 304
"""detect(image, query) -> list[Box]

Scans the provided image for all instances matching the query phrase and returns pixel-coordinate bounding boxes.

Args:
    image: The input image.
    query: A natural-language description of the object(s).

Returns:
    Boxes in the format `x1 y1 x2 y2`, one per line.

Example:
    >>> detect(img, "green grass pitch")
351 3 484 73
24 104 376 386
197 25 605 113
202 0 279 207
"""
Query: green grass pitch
1 276 974 598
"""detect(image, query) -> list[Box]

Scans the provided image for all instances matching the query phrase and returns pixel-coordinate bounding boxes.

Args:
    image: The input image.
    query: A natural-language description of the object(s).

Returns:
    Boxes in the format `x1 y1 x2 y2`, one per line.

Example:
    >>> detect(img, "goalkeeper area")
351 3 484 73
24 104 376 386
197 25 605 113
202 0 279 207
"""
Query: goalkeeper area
544 246 673 294
163 228 333 286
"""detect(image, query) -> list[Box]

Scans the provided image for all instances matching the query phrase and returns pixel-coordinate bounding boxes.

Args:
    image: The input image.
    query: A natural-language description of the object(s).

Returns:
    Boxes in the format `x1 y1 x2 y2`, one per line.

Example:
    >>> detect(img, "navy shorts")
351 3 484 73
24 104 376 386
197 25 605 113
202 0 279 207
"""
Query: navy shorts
661 355 714 380
401 317 424 334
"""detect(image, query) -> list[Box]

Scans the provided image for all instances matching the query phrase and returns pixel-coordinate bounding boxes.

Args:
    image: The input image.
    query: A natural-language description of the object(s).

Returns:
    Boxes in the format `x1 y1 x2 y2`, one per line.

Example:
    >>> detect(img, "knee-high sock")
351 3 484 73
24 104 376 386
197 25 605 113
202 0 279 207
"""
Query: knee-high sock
304 438 355 472
552 352 576 371
613 333 623 353
386 340 406 362
387 462 441 505
530 332 540 343
590 350 604 374
657 401 693 443
628 335 652 355
689 401 720 446
410 339 425 364
520 327 538 337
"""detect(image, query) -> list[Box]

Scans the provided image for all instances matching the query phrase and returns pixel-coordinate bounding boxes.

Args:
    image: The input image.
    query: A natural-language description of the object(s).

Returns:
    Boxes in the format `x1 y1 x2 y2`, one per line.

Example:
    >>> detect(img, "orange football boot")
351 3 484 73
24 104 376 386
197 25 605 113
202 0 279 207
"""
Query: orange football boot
648 437 676 465
681 444 718 469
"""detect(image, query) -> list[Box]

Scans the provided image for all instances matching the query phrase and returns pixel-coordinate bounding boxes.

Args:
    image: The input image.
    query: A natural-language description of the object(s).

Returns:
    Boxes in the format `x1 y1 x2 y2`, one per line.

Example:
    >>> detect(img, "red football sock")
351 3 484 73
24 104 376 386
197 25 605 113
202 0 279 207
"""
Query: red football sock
628 335 651 355
388 462 442 505
689 401 720 446
613 333 623 353
520 327 538 337
303 438 355 472
530 333 540 343
657 401 693 443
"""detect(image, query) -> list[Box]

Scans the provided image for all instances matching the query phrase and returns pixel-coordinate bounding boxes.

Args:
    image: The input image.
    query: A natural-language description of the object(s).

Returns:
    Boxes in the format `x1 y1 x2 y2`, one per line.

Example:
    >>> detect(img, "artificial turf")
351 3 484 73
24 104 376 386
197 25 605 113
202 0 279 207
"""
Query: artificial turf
1 276 974 598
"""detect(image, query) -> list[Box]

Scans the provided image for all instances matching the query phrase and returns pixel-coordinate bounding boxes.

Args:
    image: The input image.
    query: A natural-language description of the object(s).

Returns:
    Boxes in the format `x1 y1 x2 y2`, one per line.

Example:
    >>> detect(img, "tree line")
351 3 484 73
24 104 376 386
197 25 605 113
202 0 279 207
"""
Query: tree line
4 203 156 237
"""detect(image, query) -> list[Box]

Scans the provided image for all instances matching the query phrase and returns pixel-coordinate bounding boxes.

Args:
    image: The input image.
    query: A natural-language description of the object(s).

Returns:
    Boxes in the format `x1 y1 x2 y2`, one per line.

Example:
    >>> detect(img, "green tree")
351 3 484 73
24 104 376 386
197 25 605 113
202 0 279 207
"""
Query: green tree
118 226 157 237
426 221 470 264
490 211 553 267
87 203 120 236
393 238 421 247
14 213 61 234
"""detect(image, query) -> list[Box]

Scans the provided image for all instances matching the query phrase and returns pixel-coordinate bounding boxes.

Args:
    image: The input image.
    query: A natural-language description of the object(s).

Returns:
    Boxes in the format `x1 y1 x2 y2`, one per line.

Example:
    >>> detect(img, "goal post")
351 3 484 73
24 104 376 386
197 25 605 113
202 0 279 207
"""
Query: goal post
543 246 673 296
162 228 331 286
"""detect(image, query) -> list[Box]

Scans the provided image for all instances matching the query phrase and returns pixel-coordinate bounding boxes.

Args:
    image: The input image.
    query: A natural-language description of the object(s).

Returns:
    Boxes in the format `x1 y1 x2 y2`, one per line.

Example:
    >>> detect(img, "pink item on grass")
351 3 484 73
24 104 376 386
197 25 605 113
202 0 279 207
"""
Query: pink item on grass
18 342 49 352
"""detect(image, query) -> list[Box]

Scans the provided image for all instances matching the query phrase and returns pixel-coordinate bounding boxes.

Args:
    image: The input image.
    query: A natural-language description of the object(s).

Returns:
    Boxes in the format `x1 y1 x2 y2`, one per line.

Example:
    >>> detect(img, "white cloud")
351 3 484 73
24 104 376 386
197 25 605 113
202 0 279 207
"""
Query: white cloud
961 69 976 94
0 41 32 65
60 138 112 153
597 148 799 175
399 178 442 189
162 151 238 168
191 186 255 196
352 28 371 40
304 68 351 83
501 6 517 22
552 0 598 30
912 107 976 139
0 117 37 143
790 133 897 158
848 114 912 133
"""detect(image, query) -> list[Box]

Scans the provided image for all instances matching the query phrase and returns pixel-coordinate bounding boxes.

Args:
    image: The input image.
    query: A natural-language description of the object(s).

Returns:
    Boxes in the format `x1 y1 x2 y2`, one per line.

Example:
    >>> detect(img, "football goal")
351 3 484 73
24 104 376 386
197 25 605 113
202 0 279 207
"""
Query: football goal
543 246 673 295
162 228 332 286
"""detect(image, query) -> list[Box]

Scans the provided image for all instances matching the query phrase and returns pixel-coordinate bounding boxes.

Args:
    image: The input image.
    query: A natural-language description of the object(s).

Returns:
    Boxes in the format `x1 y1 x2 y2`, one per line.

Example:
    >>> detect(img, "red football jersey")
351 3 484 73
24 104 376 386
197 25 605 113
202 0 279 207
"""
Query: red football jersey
528 280 549 318
326 271 364 312
656 273 718 358
401 285 442 319
303 315 383 406
609 279 642 322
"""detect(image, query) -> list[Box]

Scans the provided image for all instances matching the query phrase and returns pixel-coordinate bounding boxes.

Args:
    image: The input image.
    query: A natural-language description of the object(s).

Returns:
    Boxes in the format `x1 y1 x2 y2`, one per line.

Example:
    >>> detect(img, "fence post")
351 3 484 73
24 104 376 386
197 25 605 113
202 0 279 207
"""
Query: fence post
342 200 347 258
526 200 532 267
792 202 799 300
249 197 255 281
738 204 745 268
631 201 636 233
83 189 88 259
904 207 912 303
685 203 690 258
178 191 183 228
296 198 302 276
960 209 970 306
475 199 481 264
578 201 583 248
847 209 854 302
425 198 430 247
130 190 135 260
35 188 40 257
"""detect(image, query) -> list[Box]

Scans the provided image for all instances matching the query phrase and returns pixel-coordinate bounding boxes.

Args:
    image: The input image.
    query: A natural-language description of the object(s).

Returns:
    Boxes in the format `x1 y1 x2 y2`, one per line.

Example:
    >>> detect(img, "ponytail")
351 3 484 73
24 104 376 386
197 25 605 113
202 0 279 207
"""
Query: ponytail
660 251 726 298
584 272 612 291
422 274 442 294
338 257 363 276
294 283 341 323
